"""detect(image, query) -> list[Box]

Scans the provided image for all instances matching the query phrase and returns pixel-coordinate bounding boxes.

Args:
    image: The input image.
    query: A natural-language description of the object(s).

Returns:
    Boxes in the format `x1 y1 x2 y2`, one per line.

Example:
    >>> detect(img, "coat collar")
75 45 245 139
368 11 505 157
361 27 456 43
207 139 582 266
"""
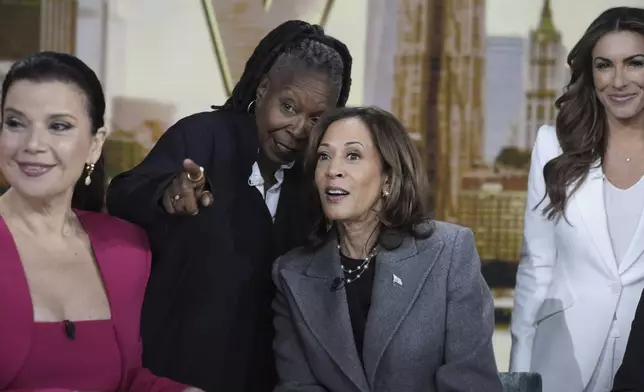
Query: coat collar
573 164 644 274
573 164 617 275
281 229 444 390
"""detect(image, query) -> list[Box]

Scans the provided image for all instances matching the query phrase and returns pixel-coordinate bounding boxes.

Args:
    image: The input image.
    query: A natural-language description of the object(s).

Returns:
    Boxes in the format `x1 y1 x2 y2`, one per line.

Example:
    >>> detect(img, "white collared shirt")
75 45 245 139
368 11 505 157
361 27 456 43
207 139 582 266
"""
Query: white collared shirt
247 160 294 220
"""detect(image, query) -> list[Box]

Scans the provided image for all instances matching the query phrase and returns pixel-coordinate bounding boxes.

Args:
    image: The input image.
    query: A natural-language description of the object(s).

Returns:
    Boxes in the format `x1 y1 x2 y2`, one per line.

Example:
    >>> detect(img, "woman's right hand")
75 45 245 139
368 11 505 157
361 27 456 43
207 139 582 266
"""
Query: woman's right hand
162 159 213 215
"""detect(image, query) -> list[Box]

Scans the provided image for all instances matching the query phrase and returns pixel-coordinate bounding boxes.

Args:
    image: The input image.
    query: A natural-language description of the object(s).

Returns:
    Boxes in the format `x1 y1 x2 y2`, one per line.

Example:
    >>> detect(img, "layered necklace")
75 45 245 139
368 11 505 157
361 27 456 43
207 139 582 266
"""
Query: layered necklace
338 243 378 285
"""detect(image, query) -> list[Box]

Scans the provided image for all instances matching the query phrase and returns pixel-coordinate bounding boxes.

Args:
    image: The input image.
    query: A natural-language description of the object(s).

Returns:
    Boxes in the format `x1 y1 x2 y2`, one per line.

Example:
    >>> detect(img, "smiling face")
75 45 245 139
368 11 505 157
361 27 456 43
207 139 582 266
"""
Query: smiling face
255 71 338 164
592 30 644 123
0 80 105 202
314 117 389 224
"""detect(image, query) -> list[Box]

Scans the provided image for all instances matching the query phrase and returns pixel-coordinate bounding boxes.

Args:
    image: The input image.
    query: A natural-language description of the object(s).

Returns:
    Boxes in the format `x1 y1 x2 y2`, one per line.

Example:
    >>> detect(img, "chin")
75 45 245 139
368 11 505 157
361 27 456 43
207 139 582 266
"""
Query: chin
605 102 644 122
6 178 67 202
263 146 293 165
321 204 352 222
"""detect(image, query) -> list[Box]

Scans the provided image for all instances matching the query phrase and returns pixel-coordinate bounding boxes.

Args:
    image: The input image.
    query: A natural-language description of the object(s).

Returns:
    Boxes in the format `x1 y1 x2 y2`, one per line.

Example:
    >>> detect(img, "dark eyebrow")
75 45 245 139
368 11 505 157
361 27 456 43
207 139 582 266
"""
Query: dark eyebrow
318 141 365 149
2 107 77 121
594 54 644 62
50 113 78 121
3 107 24 116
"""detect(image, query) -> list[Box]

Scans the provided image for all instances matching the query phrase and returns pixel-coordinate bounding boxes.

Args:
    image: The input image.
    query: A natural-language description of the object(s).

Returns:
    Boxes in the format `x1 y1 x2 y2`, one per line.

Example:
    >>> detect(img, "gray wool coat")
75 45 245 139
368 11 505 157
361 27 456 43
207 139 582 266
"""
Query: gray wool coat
271 220 503 392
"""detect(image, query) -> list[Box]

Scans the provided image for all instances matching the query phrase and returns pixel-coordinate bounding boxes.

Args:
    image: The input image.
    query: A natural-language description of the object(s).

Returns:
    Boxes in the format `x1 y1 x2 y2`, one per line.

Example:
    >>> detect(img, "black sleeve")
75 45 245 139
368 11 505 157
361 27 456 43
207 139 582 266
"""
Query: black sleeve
105 112 216 232
612 287 644 392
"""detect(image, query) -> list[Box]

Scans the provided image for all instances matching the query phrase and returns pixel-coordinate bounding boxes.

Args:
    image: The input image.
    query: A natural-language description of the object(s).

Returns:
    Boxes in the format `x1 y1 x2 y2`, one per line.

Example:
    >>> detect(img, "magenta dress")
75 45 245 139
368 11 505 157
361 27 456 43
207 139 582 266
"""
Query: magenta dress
0 211 189 391
8 320 122 390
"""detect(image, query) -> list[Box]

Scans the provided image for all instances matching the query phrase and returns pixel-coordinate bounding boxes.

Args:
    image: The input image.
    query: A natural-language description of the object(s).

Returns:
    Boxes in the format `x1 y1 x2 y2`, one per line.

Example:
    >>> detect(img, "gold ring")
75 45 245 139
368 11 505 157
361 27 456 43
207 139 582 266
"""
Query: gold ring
187 167 204 183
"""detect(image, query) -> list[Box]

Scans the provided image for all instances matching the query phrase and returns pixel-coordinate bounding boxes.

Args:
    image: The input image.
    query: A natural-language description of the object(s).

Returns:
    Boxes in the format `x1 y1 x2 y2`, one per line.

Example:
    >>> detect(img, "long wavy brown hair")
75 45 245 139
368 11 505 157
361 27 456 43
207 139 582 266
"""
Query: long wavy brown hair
541 7 644 220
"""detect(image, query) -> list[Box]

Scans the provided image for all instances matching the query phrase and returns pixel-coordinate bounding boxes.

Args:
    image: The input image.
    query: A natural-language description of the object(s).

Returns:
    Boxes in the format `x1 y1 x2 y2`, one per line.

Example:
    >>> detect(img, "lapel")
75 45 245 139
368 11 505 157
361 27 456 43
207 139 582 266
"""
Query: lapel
362 234 444 386
618 187 644 274
233 113 261 182
573 165 618 275
76 211 117 316
75 211 133 390
280 238 370 392
273 166 316 255
0 217 33 388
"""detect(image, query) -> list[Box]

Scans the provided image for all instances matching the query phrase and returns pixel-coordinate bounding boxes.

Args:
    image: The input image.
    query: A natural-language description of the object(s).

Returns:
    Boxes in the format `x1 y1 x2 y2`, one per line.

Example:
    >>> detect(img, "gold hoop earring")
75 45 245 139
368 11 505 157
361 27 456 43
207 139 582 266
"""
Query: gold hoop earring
247 100 256 113
84 163 95 186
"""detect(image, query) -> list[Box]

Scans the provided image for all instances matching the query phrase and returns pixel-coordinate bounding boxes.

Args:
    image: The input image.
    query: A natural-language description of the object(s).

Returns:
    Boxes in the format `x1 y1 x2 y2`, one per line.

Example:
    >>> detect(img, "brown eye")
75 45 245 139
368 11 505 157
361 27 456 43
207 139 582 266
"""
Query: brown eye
4 118 22 128
282 103 295 113
50 122 71 132
630 60 644 68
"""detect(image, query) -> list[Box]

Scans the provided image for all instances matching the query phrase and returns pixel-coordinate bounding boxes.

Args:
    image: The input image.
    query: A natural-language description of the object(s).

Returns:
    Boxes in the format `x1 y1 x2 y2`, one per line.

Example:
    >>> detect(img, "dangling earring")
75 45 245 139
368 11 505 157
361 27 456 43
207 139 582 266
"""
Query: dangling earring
84 162 95 186
247 100 256 113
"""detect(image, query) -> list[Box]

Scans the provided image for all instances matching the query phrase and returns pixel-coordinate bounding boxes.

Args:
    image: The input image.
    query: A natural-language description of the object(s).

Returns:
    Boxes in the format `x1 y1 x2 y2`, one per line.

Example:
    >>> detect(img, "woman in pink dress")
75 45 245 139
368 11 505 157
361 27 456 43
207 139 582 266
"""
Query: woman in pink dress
0 52 201 392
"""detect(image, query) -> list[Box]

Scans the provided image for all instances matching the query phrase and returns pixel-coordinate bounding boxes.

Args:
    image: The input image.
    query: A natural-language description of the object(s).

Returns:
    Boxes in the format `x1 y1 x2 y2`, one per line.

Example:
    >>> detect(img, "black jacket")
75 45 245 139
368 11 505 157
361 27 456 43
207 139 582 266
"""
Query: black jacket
106 110 316 391
612 287 644 392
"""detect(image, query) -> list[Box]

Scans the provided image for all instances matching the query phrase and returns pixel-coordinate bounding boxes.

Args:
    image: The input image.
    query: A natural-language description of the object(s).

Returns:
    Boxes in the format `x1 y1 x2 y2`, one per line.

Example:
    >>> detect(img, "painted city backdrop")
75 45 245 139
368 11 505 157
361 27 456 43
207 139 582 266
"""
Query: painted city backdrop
363 0 570 323
1 0 643 326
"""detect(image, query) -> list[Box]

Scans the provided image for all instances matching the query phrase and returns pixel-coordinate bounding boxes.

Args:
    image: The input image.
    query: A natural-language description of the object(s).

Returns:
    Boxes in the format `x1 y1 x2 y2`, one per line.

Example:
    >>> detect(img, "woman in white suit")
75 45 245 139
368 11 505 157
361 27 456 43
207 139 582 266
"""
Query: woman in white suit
510 7 644 392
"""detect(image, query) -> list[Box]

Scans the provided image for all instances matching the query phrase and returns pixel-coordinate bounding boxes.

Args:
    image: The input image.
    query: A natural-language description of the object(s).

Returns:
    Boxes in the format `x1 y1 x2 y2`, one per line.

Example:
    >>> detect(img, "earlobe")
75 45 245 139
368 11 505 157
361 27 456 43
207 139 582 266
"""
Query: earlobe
382 177 391 198
256 75 269 102
90 127 107 161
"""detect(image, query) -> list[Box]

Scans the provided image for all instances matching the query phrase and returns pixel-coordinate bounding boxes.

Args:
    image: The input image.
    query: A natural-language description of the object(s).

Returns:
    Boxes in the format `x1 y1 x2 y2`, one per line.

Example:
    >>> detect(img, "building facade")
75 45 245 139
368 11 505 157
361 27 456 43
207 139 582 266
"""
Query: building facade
0 0 77 60
524 0 566 149
457 169 528 261
391 0 485 221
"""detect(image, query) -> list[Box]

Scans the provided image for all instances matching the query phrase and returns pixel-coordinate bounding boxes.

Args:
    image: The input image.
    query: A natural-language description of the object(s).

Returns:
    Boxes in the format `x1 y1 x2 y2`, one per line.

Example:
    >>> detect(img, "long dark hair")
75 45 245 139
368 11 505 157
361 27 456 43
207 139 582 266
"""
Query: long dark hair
1 51 107 212
541 7 644 220
213 20 353 112
304 106 432 247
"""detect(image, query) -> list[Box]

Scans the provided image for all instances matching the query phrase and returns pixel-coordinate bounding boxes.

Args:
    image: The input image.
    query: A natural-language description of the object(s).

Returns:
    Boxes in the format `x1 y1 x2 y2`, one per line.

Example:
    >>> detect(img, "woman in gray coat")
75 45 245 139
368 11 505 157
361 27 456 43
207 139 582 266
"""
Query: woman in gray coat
271 106 503 392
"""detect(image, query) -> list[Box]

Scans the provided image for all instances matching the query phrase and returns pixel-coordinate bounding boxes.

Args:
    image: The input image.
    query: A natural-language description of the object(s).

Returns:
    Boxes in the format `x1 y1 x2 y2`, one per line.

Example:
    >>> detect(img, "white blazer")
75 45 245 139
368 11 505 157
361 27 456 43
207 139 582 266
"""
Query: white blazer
509 125 644 391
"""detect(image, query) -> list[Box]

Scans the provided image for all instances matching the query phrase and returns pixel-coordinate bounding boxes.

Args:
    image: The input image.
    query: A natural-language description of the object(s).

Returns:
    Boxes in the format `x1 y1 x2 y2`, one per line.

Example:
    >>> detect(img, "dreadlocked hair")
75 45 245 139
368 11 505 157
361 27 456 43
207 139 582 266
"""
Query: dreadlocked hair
213 20 352 112
270 38 345 94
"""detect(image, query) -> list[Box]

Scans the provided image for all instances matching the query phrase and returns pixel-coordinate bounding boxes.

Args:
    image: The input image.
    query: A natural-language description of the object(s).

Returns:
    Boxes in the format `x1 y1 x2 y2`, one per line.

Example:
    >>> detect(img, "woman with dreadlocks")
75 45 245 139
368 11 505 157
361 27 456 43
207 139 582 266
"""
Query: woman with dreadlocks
106 20 352 392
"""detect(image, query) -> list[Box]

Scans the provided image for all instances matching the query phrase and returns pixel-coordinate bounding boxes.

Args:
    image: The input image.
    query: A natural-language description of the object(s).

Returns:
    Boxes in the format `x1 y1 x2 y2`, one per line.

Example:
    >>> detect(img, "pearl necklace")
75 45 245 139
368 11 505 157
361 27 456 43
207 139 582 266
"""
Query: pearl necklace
338 244 378 285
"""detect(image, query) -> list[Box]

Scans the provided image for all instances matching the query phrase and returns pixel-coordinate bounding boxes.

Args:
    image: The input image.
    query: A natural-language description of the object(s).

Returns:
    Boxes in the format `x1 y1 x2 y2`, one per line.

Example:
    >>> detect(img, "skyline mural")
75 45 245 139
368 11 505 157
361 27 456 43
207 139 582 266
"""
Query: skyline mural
363 0 571 326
